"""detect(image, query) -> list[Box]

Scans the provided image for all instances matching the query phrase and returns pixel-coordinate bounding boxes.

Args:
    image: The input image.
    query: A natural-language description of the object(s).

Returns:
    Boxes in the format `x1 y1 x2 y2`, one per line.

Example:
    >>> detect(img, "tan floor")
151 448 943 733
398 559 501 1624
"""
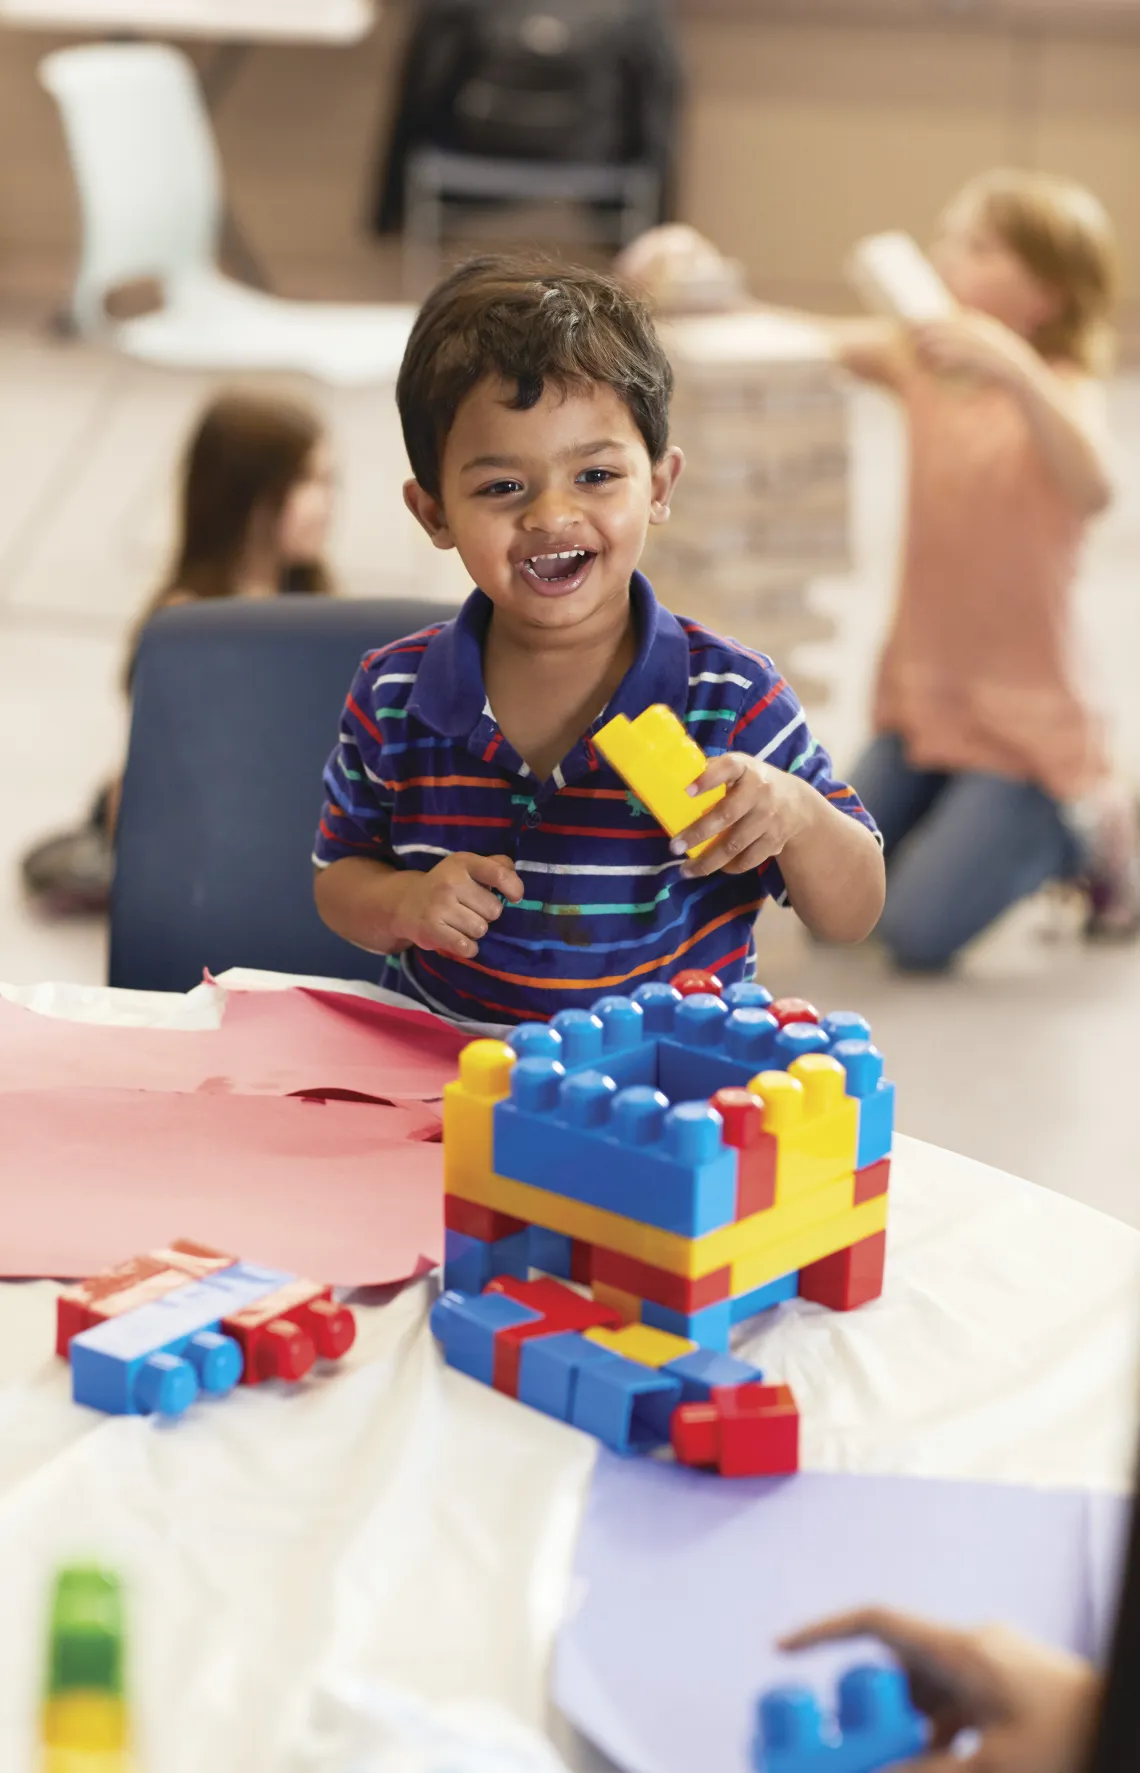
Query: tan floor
2 323 1138 1228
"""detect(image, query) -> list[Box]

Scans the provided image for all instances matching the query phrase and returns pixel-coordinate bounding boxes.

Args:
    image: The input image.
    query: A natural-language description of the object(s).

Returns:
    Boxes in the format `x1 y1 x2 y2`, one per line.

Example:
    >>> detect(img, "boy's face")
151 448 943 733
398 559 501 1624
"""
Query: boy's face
404 378 683 636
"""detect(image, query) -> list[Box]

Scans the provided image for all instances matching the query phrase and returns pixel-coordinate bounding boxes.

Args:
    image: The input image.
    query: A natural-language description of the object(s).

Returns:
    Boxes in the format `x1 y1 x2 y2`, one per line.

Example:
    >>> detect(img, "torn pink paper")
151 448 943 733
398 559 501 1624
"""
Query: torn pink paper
0 987 468 1102
0 1091 445 1285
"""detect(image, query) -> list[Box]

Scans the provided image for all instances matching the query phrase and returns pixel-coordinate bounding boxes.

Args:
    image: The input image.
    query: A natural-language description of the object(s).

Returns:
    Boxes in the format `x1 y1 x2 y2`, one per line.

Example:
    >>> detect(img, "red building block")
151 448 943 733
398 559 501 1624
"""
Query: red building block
712 1088 777 1218
444 1194 528 1244
591 1244 733 1314
671 1383 799 1477
570 1241 594 1285
55 1240 236 1356
670 969 723 998
853 1157 891 1205
485 1276 621 1396
769 997 820 1028
799 1229 887 1312
222 1279 356 1383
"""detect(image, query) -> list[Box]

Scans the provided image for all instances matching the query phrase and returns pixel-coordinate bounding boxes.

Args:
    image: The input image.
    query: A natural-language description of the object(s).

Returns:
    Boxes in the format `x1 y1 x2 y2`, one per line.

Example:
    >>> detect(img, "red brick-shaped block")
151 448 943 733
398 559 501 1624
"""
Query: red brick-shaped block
570 1240 594 1285
485 1277 621 1396
670 969 723 998
55 1240 236 1356
853 1157 891 1205
713 1088 777 1218
444 1194 528 1244
223 1278 356 1383
769 997 819 1028
591 1244 733 1314
671 1382 799 1477
799 1229 886 1312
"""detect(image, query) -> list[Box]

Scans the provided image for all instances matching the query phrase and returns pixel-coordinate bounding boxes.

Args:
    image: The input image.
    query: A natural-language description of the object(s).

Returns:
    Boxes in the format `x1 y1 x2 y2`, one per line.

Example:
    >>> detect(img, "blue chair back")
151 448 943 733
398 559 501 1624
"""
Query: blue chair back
110 597 454 992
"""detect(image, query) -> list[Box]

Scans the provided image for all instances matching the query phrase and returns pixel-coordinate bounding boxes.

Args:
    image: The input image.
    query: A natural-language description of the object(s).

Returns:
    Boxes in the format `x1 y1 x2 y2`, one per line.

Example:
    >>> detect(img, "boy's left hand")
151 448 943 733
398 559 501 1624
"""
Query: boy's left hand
672 754 814 877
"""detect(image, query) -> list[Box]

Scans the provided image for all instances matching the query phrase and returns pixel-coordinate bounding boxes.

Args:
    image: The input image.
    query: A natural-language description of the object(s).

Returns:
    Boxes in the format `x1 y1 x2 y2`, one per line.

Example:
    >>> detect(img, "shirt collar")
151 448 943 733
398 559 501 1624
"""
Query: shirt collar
405 571 691 739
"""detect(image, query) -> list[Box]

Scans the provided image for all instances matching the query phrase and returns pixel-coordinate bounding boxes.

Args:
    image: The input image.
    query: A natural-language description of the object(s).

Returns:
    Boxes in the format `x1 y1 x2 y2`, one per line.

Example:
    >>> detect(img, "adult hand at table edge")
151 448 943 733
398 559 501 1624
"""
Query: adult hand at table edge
778 1606 1102 1773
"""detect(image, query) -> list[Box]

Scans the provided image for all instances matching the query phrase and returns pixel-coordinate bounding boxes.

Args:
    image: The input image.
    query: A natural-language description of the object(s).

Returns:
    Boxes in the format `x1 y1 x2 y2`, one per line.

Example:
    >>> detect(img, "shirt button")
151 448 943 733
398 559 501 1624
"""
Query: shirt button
525 808 541 828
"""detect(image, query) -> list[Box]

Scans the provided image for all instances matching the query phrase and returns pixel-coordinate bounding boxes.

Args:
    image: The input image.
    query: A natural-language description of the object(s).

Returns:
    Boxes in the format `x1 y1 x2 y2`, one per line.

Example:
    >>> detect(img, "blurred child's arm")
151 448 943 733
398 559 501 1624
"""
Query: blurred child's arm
829 317 910 389
912 314 1115 515
671 680 885 944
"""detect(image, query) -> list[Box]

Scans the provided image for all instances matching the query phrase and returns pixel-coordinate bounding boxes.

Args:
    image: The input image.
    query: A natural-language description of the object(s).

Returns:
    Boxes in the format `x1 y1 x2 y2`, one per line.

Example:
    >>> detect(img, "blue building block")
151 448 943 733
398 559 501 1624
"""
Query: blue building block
723 982 774 1012
729 1271 800 1325
663 1347 764 1402
656 996 782 1102
510 999 657 1092
69 1262 290 1417
443 1226 529 1294
831 1041 895 1169
429 1289 543 1387
772 1022 832 1067
820 1011 872 1046
517 1329 616 1421
527 1226 575 1280
641 1296 732 1351
570 1352 682 1454
753 1665 927 1773
494 1060 738 1237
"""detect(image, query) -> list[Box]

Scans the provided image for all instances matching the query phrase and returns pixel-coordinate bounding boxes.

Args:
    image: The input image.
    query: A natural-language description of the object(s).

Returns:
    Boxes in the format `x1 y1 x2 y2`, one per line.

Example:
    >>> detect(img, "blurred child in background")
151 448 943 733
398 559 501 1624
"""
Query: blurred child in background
620 173 1138 969
22 390 336 915
839 169 1137 969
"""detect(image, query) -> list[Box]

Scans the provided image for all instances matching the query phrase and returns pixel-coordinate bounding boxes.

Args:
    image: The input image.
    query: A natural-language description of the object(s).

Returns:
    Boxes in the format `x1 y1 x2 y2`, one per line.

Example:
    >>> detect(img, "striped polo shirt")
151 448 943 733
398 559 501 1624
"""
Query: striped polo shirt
313 573 875 1024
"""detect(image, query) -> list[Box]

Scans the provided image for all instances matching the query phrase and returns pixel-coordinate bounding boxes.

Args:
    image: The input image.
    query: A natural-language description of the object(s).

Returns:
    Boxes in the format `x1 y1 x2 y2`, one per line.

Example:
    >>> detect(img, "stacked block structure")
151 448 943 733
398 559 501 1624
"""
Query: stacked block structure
434 969 895 1476
56 1239 356 1418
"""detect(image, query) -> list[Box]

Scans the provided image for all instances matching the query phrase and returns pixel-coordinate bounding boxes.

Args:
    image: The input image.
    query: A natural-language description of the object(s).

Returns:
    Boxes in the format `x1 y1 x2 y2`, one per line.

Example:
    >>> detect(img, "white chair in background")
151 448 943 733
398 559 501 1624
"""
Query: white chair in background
40 41 416 384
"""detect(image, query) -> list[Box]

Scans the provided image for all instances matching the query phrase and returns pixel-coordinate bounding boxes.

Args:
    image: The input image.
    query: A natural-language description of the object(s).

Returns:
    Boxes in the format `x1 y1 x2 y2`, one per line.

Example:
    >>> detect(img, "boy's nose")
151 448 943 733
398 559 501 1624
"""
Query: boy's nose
523 487 581 533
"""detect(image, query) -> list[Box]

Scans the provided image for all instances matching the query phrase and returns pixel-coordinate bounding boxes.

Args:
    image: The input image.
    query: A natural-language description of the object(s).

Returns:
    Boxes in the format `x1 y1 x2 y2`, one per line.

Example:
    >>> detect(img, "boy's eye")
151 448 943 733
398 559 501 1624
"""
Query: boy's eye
578 468 617 486
477 479 524 497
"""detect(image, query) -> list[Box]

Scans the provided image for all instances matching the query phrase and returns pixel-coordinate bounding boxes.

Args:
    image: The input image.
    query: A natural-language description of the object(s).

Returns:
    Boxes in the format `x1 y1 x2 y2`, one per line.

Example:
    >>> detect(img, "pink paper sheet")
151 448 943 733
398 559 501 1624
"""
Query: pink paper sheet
0 987 467 1102
0 1091 445 1285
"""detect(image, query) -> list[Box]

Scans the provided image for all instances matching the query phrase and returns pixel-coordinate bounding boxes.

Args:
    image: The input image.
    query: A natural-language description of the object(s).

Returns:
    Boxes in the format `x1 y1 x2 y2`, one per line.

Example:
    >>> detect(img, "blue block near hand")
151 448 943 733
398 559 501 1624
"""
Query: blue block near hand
753 1664 927 1773
429 1289 542 1387
570 1352 682 1454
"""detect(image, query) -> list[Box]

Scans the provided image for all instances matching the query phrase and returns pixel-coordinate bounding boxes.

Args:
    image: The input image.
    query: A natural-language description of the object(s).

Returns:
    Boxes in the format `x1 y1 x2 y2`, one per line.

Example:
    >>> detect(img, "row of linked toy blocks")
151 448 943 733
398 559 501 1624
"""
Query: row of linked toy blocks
431 1276 800 1477
55 1239 355 1418
753 1664 928 1773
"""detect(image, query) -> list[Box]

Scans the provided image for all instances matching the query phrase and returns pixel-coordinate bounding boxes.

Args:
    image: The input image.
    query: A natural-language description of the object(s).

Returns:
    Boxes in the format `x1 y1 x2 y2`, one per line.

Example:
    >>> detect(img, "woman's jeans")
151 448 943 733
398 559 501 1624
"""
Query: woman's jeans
851 732 1084 970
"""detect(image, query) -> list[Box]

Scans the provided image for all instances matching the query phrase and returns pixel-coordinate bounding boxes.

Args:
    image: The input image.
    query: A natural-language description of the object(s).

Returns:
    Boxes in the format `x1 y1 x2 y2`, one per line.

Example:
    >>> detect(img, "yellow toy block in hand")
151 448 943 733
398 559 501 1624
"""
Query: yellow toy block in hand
595 704 725 858
749 1054 858 1203
584 1322 697 1369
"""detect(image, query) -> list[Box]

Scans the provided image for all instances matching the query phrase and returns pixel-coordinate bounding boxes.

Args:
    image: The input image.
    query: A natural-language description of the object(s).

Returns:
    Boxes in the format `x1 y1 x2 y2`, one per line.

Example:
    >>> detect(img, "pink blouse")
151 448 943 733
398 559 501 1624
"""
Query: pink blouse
874 362 1108 802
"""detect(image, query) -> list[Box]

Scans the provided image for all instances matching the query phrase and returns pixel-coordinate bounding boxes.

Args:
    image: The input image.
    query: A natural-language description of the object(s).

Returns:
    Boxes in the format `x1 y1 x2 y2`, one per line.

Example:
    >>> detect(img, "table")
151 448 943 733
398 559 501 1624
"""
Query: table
2 969 1139 1771
0 1 374 41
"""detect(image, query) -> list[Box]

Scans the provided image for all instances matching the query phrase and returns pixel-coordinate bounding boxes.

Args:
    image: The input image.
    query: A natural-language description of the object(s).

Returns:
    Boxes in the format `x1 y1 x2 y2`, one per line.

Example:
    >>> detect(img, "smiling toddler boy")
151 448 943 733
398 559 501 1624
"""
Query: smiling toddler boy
313 257 884 1023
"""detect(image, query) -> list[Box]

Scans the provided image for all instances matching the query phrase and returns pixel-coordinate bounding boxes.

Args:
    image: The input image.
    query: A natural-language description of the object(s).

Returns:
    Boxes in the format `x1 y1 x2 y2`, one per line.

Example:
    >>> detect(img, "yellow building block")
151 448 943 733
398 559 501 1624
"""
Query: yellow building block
442 1040 516 1198
750 1055 858 1203
592 1282 643 1326
731 1193 889 1296
594 705 725 859
448 1137 857 1279
584 1322 697 1368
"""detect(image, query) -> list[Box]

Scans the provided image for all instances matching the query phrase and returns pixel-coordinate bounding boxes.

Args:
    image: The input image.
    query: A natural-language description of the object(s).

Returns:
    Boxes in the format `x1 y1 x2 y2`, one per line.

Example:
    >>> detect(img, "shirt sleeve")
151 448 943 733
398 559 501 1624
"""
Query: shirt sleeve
312 661 396 869
724 666 880 908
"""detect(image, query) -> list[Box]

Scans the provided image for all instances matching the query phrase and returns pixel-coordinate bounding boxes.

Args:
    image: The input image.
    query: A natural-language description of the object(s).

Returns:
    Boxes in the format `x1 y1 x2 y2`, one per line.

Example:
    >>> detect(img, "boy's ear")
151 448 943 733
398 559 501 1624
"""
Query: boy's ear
649 446 685 526
403 479 457 551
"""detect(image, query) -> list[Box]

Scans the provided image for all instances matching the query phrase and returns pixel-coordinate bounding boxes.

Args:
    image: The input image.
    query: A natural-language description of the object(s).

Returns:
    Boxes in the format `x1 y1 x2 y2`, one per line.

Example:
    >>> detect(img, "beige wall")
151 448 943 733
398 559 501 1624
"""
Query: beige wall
3 5 1140 347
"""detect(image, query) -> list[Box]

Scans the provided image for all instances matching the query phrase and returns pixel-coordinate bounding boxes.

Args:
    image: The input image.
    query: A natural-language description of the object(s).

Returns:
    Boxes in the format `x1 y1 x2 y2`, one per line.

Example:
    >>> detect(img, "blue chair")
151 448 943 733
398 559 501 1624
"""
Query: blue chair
110 596 456 992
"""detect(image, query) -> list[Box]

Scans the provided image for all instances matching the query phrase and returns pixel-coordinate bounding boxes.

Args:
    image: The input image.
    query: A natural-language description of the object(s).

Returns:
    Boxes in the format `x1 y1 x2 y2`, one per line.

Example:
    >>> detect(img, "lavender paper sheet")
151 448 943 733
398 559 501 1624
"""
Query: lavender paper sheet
553 1460 1130 1773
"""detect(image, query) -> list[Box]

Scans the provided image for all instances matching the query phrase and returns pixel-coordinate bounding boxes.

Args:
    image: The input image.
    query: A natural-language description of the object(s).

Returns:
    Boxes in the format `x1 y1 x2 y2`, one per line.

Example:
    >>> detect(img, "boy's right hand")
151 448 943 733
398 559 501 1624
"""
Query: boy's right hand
392 853 524 961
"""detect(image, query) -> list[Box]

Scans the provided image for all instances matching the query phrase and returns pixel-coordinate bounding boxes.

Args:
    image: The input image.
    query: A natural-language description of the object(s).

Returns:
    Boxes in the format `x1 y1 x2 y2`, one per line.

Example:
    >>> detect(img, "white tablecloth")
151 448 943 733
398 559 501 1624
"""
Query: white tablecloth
0 0 374 41
2 971 1138 1772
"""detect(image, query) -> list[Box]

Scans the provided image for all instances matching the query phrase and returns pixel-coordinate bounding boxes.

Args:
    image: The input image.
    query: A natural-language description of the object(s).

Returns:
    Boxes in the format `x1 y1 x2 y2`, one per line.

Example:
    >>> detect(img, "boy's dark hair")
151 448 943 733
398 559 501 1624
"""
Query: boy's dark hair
397 255 673 498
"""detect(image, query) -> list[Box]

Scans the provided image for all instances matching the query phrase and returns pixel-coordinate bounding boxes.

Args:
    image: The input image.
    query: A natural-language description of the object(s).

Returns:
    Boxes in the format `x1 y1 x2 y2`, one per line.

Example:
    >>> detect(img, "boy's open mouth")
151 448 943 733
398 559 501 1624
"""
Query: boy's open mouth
517 549 597 596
